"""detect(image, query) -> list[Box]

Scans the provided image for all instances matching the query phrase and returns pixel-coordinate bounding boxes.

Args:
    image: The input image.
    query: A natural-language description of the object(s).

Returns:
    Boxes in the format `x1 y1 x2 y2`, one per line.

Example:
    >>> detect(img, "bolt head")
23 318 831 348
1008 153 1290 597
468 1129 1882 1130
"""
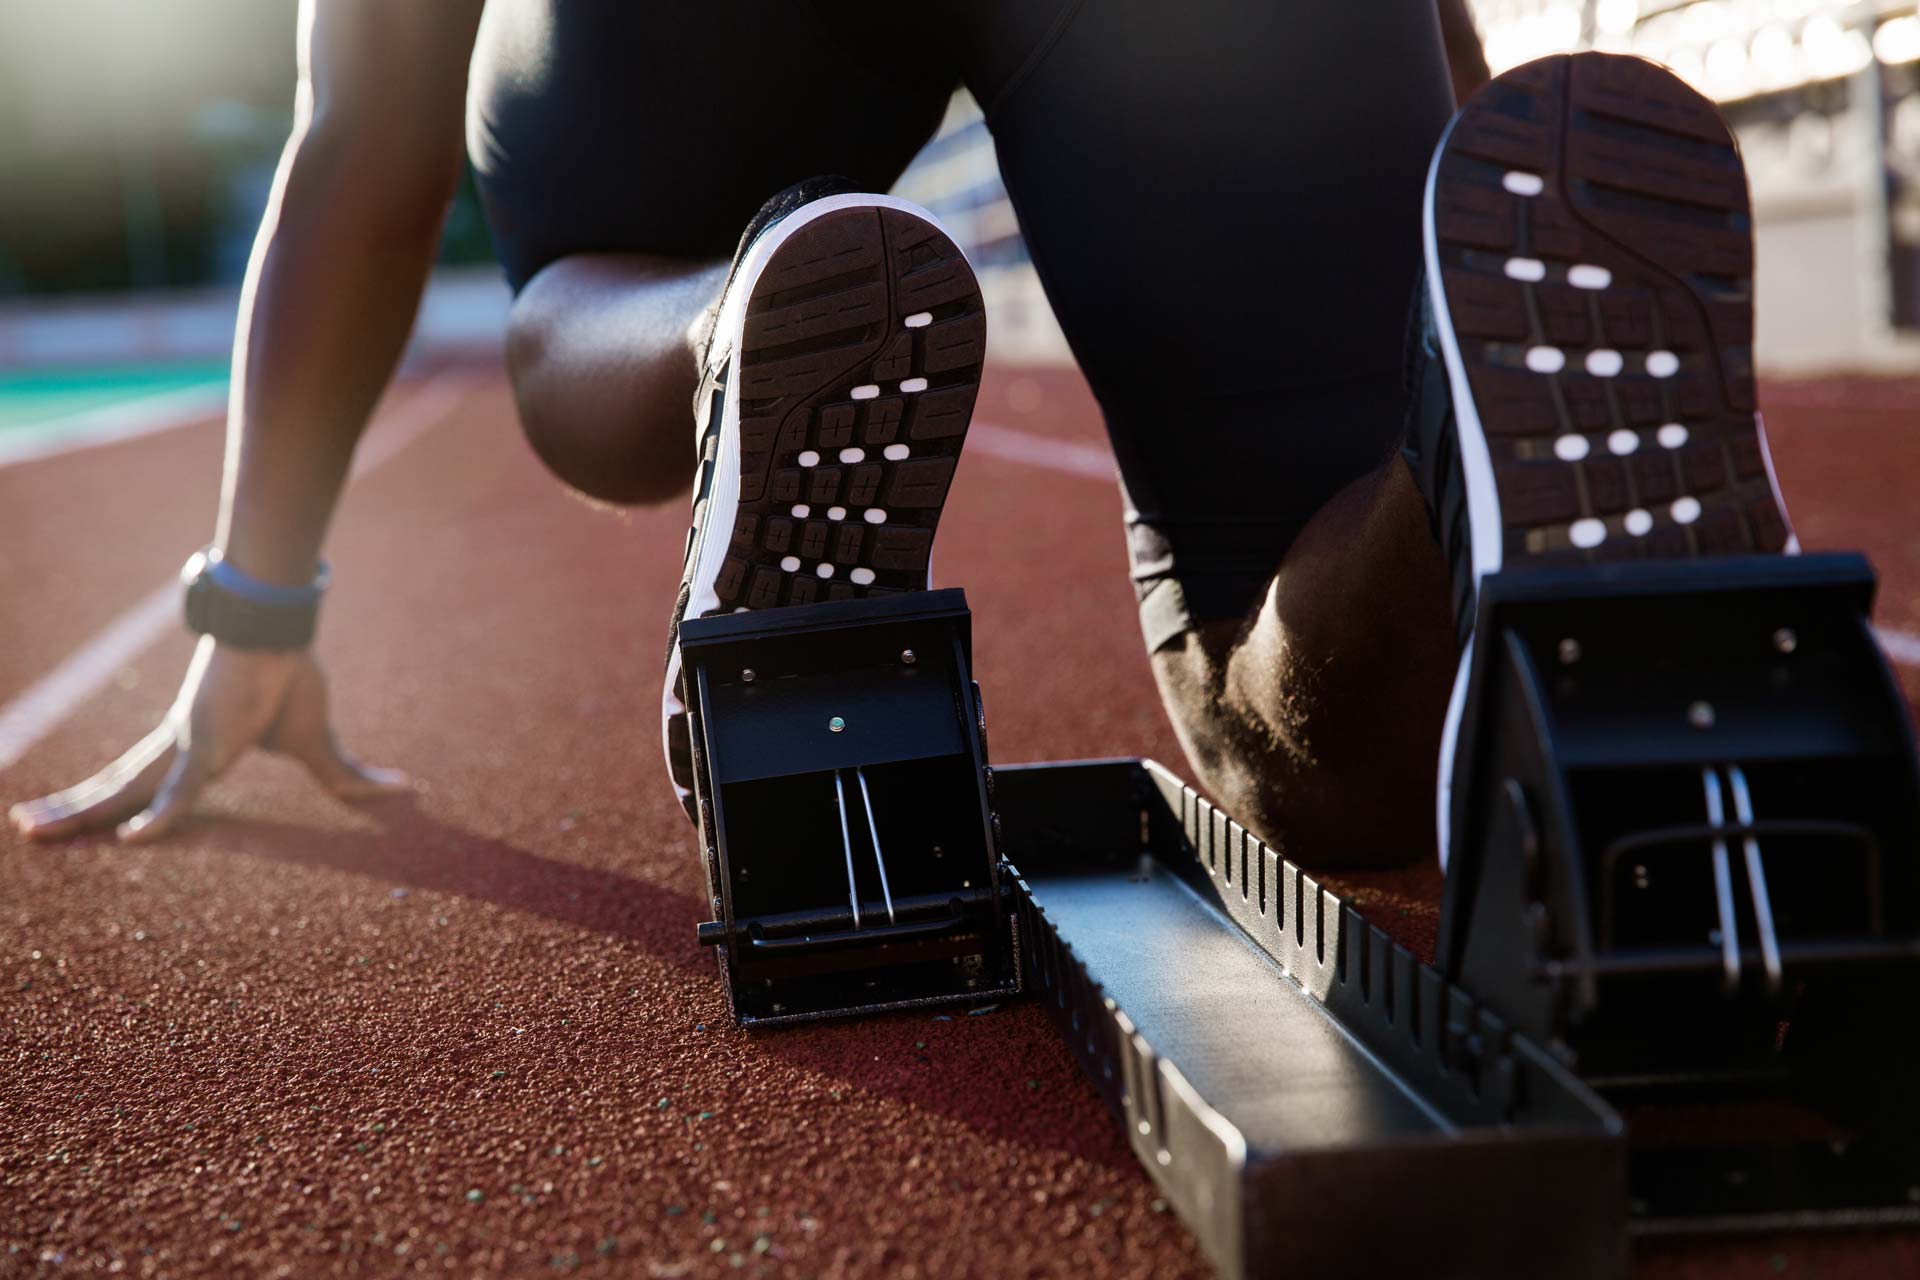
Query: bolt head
1557 638 1582 665
1687 700 1716 730
1773 627 1798 655
741 668 756 683
900 649 917 665
828 716 846 733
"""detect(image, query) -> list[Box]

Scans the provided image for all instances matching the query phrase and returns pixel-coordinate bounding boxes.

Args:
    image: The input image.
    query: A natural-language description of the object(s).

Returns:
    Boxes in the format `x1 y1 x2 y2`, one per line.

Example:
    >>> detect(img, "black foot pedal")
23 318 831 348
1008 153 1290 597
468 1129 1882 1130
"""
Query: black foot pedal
680 589 1017 1024
1440 552 1920 1231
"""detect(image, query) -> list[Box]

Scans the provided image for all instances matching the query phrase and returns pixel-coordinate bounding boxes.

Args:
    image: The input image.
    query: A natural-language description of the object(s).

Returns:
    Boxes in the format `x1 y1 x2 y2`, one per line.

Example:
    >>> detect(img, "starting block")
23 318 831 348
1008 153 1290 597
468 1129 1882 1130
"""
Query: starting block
684 556 1920 1276
680 589 1018 1024
985 552 1920 1278
1439 552 1920 1233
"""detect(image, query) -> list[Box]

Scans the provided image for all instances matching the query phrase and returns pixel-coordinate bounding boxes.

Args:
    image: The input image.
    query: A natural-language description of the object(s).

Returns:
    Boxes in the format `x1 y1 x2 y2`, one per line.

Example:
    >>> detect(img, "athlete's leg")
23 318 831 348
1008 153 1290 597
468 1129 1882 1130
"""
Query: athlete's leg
948 0 1460 865
468 0 954 504
1154 463 1458 868
505 256 724 505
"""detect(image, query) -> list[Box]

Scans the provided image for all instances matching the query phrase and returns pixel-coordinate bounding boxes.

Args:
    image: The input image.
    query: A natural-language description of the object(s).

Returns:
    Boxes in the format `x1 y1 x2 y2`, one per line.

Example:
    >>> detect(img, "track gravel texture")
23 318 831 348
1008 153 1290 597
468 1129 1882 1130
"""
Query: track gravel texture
4 363 1918 1277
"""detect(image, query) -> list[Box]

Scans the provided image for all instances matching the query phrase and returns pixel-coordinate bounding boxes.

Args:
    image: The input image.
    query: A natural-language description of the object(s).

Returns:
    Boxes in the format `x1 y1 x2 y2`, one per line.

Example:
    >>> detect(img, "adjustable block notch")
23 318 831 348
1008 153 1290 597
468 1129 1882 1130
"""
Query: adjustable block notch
680 589 1016 1024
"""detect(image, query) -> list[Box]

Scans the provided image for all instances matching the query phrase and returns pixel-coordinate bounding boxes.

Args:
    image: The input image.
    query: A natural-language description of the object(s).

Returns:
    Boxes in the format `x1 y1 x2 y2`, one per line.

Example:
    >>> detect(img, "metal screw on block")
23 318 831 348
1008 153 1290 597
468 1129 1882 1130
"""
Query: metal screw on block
828 716 846 733
1557 638 1582 665
1632 864 1650 890
1687 700 1716 730
741 668 756 683
1773 627 1798 655
900 649 917 665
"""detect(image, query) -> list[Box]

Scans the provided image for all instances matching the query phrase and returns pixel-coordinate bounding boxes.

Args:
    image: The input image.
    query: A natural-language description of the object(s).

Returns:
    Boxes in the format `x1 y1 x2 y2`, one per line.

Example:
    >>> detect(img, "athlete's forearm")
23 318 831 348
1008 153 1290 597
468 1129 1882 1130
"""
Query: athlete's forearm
211 126 456 588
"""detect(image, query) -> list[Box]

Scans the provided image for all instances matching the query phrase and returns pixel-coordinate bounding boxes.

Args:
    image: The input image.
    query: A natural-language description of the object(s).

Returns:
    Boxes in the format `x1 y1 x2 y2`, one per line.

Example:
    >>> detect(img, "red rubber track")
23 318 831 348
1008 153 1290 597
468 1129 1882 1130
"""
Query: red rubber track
4 361 1918 1277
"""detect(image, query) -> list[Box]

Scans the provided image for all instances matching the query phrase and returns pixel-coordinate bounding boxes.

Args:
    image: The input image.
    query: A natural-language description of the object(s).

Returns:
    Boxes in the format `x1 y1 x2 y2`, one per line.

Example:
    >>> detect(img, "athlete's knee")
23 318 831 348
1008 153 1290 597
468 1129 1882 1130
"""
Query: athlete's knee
505 264 573 421
1154 618 1438 869
505 270 690 507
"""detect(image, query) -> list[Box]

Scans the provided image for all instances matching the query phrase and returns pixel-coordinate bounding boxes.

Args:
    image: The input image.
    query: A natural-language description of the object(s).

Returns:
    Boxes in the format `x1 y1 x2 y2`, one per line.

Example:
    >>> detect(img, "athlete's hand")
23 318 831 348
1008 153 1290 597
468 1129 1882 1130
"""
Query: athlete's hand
7 638 409 843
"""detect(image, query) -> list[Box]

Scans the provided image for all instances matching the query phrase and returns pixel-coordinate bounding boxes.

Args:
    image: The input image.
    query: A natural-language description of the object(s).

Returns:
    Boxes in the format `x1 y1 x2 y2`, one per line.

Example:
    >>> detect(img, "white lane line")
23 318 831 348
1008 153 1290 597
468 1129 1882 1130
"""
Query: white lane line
0 383 229 469
0 374 470 773
1877 626 1920 669
968 421 1114 482
0 584 180 774
971 424 1920 675
8 383 1905 777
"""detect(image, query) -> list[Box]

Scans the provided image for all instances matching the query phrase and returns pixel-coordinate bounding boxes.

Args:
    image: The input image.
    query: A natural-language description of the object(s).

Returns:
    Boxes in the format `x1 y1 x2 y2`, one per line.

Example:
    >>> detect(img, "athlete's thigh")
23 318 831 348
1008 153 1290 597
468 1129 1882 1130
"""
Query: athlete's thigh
468 0 958 291
955 0 1458 640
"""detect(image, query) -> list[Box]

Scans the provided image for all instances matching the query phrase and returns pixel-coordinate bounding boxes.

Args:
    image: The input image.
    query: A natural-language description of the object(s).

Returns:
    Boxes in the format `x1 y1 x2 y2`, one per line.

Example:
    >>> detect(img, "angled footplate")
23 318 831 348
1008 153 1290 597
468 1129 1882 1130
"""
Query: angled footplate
1440 552 1920 1232
681 589 1017 1025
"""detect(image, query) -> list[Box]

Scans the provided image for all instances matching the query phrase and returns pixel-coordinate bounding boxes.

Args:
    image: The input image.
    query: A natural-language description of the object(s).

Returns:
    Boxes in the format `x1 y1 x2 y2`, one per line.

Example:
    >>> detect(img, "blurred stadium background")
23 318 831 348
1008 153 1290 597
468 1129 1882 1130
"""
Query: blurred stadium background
5 0 1920 413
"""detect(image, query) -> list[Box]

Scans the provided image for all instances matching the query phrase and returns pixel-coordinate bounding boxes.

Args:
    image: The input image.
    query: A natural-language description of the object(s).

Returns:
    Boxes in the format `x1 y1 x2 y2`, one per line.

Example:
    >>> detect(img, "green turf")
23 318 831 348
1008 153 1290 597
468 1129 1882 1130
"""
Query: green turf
0 361 228 434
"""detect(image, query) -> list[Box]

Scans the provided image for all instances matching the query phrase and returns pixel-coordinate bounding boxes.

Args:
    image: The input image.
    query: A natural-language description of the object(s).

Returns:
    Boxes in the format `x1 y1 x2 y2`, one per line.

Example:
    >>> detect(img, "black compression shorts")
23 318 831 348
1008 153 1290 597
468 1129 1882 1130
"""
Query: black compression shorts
467 0 1457 652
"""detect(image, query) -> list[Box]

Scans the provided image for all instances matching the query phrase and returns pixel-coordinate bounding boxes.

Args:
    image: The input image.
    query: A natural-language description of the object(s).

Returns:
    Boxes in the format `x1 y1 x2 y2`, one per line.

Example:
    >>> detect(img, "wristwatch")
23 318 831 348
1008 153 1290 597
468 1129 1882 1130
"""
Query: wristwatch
180 547 329 650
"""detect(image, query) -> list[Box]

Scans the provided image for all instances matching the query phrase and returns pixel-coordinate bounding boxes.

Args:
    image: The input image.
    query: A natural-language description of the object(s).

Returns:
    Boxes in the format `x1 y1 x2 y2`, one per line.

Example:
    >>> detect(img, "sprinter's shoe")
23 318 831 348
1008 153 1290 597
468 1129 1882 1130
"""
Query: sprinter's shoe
662 181 985 825
1409 51 1795 861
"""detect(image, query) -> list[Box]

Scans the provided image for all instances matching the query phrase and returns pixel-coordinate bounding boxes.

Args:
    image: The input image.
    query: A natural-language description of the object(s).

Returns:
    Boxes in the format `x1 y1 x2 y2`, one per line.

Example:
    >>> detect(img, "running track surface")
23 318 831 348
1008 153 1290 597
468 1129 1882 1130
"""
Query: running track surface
5 362 1920 1278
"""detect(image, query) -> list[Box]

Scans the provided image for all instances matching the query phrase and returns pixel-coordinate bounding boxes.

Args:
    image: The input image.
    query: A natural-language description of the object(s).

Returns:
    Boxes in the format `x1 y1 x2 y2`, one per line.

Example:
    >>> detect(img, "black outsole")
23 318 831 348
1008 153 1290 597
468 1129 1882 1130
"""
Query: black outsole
1425 51 1791 641
715 207 984 609
665 201 983 821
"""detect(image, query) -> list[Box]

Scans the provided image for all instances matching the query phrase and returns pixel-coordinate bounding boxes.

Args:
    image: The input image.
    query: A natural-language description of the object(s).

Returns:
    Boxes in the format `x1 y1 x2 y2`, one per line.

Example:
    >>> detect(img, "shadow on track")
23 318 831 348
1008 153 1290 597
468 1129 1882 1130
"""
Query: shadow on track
204 800 712 976
196 798 1138 1170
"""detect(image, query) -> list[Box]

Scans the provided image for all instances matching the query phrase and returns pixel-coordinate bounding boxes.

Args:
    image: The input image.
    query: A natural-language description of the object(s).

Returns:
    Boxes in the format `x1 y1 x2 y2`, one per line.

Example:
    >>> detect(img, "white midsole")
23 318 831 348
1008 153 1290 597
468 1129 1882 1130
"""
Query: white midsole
1421 117 1505 873
662 192 957 809
1419 111 1797 868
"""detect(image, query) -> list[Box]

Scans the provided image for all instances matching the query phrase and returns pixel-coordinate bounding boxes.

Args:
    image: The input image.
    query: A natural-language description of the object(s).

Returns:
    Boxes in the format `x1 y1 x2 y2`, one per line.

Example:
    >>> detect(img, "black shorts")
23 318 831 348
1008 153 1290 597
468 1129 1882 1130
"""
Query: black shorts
467 0 1456 652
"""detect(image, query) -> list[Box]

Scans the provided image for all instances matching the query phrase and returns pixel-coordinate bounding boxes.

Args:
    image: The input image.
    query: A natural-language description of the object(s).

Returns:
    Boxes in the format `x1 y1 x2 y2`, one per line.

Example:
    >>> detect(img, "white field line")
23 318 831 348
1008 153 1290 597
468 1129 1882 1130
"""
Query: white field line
0 374 471 773
968 421 1114 482
0 383 230 469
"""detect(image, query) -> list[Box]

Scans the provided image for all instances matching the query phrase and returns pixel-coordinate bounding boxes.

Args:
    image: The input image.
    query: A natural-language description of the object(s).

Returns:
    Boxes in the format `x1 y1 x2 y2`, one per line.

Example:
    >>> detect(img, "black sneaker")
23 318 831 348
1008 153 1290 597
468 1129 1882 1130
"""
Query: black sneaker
1410 52 1796 863
662 181 986 824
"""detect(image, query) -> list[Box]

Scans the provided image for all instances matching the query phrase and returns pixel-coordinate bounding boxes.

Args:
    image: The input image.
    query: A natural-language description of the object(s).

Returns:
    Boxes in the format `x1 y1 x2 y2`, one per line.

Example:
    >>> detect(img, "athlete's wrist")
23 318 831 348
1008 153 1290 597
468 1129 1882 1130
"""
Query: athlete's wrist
181 546 329 650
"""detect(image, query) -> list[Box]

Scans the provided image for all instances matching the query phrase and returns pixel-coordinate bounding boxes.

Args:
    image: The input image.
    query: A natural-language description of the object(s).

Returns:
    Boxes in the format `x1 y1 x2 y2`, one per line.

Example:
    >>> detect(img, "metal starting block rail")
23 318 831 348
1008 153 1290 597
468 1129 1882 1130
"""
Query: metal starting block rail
681 589 1018 1024
995 758 1629 1280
